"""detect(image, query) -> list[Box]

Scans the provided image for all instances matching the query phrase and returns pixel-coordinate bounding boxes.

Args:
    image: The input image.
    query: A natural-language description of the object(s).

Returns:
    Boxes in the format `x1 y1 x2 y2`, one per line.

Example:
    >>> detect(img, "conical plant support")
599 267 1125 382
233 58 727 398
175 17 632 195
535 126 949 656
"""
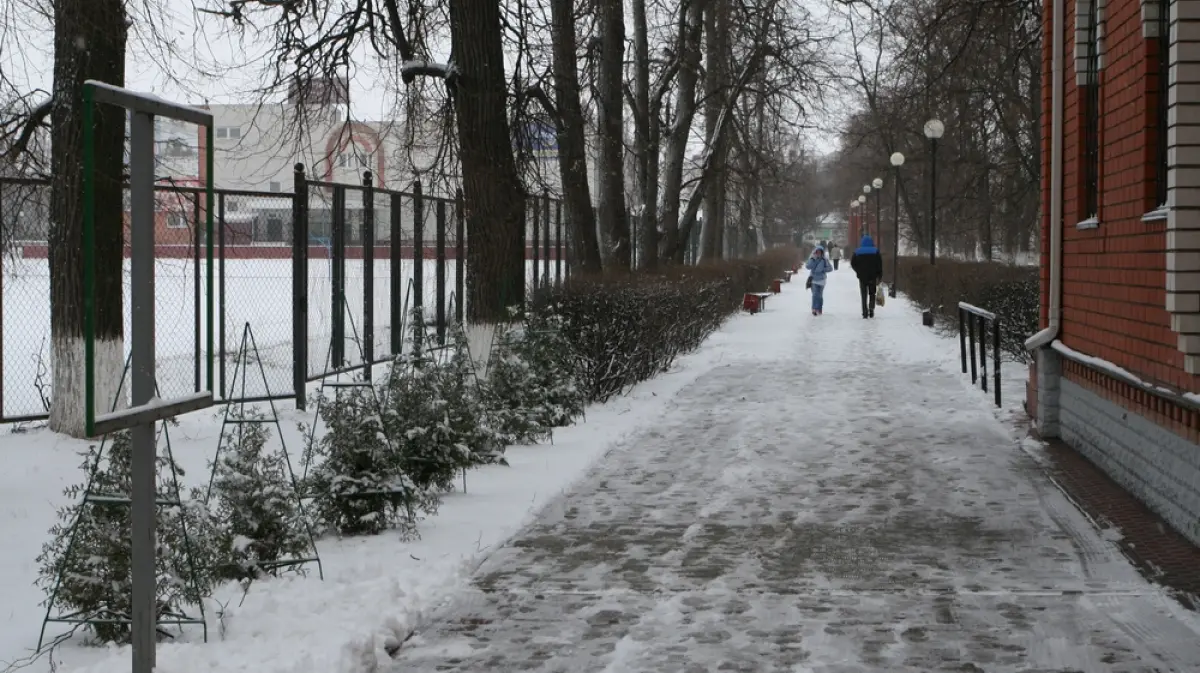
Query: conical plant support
205 322 323 584
38 354 208 651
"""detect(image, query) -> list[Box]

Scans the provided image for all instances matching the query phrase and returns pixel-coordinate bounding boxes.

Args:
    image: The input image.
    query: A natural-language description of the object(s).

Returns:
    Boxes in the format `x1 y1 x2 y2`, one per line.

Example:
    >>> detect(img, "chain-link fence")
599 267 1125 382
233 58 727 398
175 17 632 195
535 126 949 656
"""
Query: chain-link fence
0 177 53 420
0 170 567 421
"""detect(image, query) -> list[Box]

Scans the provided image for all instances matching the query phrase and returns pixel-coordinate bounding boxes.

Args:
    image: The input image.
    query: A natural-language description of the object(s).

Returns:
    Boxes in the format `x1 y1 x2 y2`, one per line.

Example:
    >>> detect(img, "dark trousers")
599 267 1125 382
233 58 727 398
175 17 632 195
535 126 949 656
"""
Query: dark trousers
833 259 840 270
859 280 877 317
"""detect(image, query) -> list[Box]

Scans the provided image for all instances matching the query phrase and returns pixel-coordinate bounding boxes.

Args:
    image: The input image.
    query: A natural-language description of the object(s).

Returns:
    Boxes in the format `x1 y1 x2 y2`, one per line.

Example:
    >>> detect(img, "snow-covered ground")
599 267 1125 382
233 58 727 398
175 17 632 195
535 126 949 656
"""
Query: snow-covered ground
3 267 1199 672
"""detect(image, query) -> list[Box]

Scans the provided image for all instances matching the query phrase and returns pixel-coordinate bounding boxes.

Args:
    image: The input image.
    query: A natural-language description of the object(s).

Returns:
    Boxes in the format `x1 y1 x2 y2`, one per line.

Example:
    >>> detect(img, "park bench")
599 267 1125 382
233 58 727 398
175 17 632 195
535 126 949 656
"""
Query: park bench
743 291 772 314
783 270 793 282
770 278 782 294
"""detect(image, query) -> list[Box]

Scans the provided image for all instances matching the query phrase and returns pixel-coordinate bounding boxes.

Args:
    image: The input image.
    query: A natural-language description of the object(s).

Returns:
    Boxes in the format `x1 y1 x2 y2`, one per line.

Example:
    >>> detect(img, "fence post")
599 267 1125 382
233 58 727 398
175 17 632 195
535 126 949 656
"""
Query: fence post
218 192 227 399
331 185 347 369
436 198 447 345
455 189 465 325
968 314 978 384
192 192 201 392
979 315 988 395
292 163 309 410
412 179 424 328
390 193 402 355
958 306 967 374
531 194 540 292
362 171 375 380
555 199 563 284
542 192 551 285
993 318 1002 407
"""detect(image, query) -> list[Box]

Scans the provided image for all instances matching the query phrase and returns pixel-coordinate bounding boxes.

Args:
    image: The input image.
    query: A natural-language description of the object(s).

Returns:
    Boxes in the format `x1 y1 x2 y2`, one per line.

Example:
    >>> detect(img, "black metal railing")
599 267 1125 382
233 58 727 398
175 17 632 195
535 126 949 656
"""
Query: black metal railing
958 301 1001 408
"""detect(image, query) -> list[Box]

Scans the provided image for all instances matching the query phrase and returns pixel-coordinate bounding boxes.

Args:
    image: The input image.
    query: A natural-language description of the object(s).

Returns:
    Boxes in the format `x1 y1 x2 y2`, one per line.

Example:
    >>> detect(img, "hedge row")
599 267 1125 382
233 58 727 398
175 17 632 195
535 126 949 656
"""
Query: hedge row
531 246 800 401
895 257 1039 362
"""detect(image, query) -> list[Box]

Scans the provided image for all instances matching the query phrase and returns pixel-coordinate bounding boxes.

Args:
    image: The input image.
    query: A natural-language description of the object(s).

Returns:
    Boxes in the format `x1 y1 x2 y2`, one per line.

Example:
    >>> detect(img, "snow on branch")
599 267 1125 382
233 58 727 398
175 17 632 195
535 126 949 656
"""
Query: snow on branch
400 61 459 84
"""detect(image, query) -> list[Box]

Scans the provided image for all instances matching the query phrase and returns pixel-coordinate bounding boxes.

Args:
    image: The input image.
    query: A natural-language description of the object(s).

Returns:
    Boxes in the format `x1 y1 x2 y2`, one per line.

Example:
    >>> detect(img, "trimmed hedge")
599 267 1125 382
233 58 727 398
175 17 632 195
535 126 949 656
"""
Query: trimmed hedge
530 247 800 402
895 257 1038 362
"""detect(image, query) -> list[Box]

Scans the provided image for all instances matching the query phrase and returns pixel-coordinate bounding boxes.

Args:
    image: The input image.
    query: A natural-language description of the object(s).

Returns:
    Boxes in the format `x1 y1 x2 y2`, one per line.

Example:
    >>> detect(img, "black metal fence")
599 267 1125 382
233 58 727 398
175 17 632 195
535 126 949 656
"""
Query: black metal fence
0 172 568 421
957 301 1001 408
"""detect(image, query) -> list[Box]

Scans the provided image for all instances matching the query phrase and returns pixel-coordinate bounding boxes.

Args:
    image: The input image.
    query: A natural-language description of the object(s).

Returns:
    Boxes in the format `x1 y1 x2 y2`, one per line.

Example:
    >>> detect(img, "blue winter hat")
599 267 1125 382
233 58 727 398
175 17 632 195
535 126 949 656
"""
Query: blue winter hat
856 235 878 255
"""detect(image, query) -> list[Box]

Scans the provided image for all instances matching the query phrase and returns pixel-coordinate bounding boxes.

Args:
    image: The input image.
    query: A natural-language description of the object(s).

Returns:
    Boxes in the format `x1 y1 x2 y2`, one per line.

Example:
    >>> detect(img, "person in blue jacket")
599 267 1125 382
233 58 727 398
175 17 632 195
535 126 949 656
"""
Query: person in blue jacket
849 234 884 319
805 245 834 316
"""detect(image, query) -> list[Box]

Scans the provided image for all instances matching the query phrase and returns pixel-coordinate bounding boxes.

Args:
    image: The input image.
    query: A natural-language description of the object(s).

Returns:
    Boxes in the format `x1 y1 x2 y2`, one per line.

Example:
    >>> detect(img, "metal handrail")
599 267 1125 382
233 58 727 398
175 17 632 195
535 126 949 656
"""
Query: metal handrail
958 301 1001 407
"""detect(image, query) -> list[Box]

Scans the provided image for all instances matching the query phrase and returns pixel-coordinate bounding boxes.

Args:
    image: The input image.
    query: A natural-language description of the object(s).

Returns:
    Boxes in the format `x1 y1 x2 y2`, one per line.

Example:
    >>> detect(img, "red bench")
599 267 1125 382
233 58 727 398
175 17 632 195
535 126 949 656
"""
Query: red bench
743 292 772 314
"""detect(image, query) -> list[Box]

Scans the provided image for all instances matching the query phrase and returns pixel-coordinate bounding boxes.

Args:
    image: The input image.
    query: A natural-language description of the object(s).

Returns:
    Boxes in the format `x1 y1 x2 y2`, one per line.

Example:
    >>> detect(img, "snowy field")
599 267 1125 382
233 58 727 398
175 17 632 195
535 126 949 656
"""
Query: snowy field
0 258 558 417
8 272 1193 671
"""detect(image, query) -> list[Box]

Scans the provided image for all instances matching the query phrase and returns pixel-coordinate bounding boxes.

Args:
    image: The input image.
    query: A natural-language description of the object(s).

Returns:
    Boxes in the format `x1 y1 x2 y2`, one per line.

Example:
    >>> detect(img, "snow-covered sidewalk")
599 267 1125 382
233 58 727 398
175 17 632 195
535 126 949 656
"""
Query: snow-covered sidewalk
388 274 1200 672
4 269 1200 672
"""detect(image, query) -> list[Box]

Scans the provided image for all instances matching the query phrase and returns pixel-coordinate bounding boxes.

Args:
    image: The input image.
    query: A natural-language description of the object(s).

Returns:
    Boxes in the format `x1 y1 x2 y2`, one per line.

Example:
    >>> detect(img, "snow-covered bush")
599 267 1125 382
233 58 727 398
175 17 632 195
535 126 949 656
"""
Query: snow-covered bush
436 327 507 465
484 315 585 444
380 351 477 493
303 384 433 538
208 409 313 581
36 430 219 645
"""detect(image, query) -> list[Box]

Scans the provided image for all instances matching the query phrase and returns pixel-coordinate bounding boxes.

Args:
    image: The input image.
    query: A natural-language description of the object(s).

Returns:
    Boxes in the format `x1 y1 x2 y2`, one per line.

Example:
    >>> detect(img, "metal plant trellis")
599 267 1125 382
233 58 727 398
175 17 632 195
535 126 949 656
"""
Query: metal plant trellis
203 322 324 586
38 356 208 651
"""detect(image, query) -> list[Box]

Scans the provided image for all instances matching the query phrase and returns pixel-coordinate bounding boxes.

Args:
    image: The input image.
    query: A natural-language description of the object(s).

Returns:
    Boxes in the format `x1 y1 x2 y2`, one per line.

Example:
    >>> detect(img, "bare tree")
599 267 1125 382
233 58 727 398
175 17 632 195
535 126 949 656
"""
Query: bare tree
595 0 630 269
543 0 603 272
0 0 129 436
825 0 1040 261
698 0 730 261
216 0 527 322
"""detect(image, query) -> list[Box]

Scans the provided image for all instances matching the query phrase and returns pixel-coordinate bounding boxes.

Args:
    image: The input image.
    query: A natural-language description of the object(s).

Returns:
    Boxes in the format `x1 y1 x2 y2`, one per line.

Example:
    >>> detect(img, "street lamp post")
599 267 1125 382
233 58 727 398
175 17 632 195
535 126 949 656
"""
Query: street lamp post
861 184 872 237
889 152 904 297
872 177 883 244
849 199 858 244
923 119 944 264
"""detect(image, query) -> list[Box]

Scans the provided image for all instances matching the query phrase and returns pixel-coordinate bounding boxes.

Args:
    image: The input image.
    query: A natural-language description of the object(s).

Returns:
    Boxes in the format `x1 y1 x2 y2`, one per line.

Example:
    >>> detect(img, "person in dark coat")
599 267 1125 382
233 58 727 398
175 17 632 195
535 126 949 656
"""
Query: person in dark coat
849 234 884 319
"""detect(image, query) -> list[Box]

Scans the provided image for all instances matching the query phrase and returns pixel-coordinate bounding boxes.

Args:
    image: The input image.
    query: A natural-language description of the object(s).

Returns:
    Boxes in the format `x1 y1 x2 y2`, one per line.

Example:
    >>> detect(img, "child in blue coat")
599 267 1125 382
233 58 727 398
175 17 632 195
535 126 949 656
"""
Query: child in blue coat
805 246 834 316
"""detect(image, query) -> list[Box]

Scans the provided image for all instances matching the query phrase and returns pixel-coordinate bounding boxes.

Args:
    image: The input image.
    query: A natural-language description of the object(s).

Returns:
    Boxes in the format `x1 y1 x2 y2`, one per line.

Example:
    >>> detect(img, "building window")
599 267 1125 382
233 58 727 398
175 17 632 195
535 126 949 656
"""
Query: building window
227 201 240 212
270 181 282 192
1156 1 1171 207
1079 0 1104 219
215 126 241 140
167 212 188 229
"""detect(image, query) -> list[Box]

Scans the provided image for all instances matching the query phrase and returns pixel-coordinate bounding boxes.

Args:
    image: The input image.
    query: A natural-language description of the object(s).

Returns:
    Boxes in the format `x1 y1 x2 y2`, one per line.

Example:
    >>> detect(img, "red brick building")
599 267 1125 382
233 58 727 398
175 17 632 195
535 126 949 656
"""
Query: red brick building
1028 0 1200 543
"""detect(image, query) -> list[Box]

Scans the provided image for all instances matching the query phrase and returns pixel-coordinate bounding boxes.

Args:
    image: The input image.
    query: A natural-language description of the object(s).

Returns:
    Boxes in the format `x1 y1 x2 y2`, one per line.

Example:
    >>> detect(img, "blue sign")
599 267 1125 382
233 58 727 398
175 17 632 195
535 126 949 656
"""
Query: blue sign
517 122 558 157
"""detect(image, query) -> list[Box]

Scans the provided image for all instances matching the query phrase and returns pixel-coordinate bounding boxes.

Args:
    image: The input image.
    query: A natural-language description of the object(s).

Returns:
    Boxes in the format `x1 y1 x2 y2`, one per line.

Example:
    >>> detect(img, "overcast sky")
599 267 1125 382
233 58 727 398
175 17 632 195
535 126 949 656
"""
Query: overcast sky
3 0 847 155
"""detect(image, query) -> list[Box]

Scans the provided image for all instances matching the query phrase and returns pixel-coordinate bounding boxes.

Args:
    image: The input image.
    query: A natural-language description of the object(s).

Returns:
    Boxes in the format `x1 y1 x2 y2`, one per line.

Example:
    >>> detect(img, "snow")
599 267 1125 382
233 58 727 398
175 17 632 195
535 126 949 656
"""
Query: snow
1051 340 1200 407
4 268 1200 671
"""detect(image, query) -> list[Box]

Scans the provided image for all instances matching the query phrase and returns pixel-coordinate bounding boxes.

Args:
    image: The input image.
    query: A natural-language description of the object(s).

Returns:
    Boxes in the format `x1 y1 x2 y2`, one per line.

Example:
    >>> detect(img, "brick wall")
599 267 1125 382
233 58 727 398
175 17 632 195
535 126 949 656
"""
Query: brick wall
1047 0 1188 390
1038 0 1200 551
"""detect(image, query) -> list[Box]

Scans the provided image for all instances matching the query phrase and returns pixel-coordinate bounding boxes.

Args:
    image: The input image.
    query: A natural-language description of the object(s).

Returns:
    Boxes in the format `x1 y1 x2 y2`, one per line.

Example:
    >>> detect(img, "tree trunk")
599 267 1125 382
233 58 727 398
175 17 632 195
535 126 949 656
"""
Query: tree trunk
658 0 707 265
699 0 730 262
631 0 658 270
596 0 629 269
449 0 526 322
548 0 602 273
49 0 128 437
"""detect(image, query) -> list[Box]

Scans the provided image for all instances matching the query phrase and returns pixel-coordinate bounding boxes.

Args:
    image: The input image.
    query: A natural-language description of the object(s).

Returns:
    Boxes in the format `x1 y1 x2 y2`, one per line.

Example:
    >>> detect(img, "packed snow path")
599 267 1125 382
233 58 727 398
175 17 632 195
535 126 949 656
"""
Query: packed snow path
392 274 1200 672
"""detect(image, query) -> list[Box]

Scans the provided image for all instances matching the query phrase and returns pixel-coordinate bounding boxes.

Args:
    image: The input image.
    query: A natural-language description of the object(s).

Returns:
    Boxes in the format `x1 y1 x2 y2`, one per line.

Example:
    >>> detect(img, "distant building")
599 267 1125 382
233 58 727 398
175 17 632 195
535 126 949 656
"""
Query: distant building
802 213 848 249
